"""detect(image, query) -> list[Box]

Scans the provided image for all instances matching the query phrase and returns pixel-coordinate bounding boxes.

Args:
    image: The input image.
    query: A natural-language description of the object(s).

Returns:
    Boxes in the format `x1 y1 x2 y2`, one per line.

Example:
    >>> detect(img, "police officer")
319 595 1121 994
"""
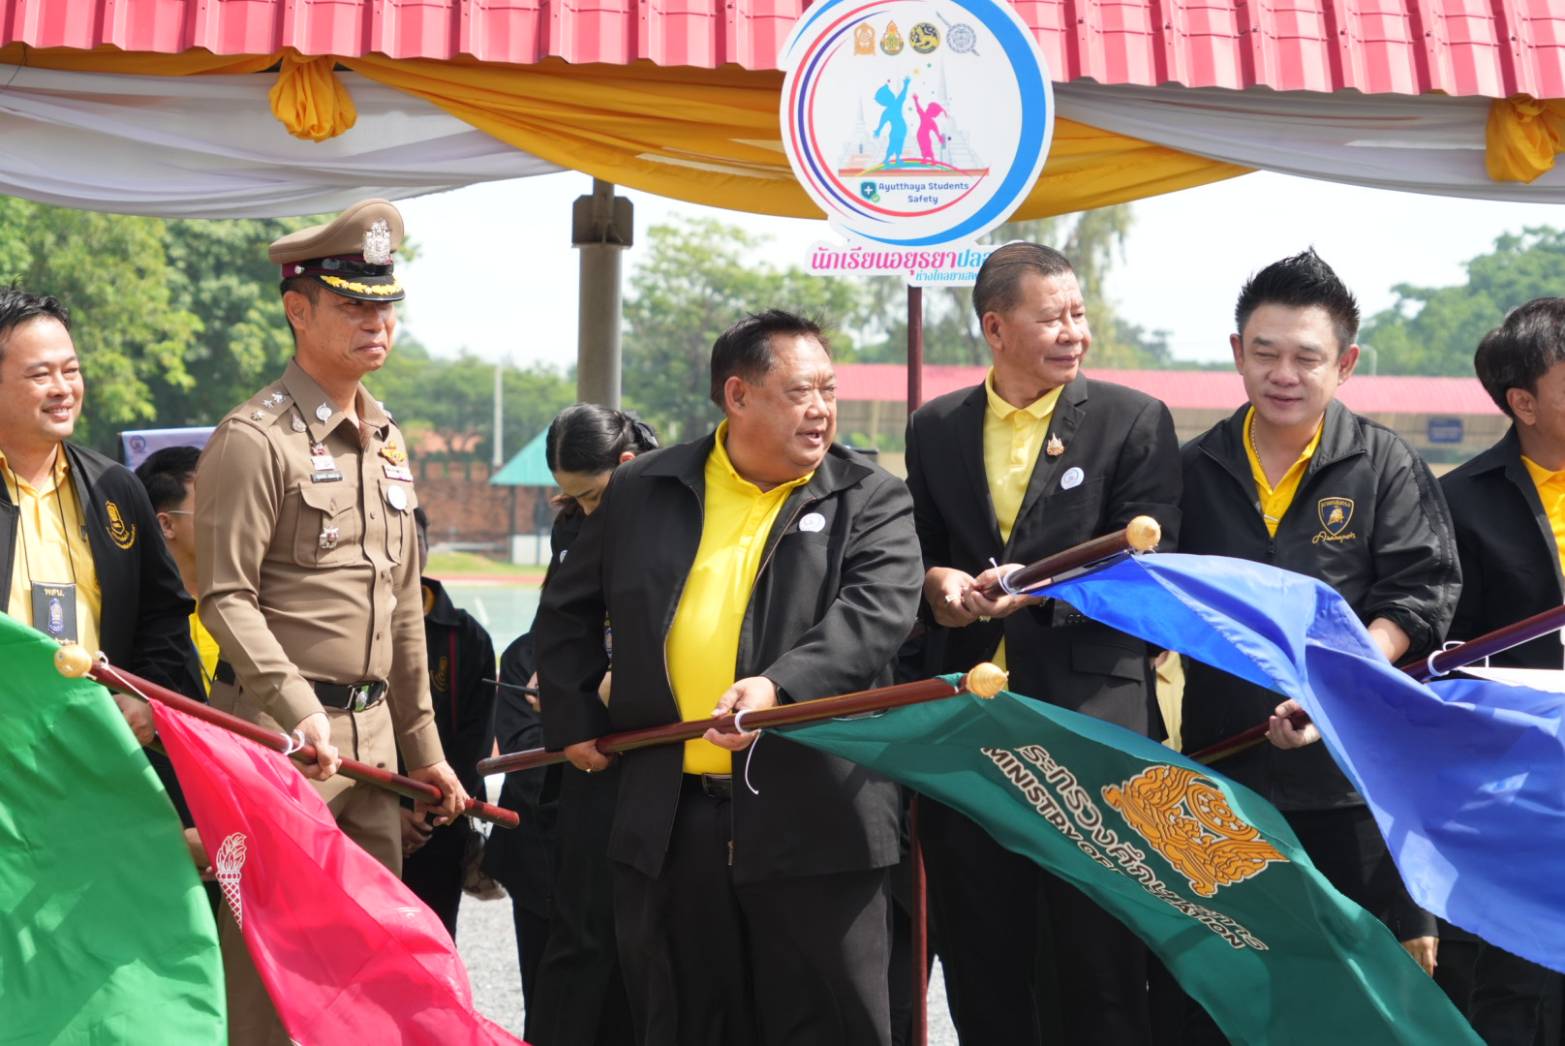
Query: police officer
195 199 467 1046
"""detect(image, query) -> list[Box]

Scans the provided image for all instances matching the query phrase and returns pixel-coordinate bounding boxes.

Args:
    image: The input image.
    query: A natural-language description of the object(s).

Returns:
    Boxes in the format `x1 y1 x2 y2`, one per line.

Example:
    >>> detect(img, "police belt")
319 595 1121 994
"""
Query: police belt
214 660 388 712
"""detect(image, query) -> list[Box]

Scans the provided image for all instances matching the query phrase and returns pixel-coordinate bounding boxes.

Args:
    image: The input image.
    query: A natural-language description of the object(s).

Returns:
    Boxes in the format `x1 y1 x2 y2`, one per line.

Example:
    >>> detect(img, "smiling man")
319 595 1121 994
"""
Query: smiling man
195 200 466 1046
903 242 1181 1044
1177 250 1459 1032
0 287 202 737
537 310 922 1046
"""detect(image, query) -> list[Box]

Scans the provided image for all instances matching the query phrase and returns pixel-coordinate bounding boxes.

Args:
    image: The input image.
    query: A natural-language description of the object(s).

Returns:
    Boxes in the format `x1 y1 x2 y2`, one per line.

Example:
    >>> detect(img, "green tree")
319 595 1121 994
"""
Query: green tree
623 218 870 440
0 199 199 449
1361 226 1565 375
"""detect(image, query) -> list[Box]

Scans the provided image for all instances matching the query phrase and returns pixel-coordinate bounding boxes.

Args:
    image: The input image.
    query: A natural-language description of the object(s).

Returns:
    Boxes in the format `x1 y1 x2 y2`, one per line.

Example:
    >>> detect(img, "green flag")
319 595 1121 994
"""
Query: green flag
0 616 225 1043
782 683 1478 1044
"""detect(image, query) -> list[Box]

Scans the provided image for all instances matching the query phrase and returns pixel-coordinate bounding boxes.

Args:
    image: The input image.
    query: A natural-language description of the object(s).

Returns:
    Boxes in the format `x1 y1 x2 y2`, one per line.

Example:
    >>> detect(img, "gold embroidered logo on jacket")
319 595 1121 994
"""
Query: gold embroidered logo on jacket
105 500 136 550
1313 496 1357 544
1101 764 1287 897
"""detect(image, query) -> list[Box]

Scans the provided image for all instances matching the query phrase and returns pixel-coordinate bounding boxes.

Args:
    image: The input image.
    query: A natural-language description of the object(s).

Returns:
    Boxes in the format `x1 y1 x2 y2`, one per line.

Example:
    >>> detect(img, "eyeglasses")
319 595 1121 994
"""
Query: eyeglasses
162 510 194 516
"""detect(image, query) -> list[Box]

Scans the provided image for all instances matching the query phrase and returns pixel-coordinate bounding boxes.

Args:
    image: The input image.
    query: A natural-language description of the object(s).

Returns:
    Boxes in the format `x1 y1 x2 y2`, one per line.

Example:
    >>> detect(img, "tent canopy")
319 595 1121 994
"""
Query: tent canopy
3 0 1561 97
490 429 555 488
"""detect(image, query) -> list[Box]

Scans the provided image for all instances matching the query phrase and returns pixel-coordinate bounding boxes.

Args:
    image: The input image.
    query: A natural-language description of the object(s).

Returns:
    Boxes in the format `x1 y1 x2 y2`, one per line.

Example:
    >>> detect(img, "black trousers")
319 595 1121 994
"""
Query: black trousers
612 778 892 1046
528 765 635 1046
402 819 468 940
1470 942 1562 1046
920 797 1151 1046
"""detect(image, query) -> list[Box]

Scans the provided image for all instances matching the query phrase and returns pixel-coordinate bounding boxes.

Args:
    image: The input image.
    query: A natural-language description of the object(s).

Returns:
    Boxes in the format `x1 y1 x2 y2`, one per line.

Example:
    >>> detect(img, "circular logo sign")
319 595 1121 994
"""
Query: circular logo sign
780 0 1052 249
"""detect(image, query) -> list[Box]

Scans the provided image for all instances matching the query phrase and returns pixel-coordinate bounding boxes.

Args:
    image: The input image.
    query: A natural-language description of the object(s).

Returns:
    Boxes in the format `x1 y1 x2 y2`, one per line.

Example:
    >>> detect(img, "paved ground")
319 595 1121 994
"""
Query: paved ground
457 893 960 1044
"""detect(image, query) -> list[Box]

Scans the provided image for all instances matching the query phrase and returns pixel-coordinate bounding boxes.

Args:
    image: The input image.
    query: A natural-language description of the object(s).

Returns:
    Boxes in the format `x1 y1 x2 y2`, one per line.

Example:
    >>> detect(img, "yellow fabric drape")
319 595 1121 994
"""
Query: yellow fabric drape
340 55 1249 219
269 52 357 141
1486 95 1565 183
0 44 1249 218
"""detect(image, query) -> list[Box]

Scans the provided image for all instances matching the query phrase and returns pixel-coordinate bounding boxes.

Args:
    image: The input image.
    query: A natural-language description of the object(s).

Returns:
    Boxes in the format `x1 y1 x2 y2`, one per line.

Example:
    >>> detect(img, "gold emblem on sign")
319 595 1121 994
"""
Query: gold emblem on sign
1101 765 1287 898
880 20 903 54
105 500 136 550
853 23 876 54
379 442 408 466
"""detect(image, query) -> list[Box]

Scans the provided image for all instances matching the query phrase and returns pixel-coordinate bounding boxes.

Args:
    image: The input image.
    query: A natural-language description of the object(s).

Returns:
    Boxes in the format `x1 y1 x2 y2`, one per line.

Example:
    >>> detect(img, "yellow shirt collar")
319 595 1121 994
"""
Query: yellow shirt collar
1243 407 1323 495
1522 454 1565 490
0 444 68 496
985 369 1063 422
710 420 814 495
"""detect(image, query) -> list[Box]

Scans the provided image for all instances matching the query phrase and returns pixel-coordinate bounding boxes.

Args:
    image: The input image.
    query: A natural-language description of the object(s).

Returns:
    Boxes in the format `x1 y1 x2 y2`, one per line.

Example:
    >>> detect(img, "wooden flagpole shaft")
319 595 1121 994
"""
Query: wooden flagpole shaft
1190 603 1565 766
57 647 519 829
979 516 1162 599
478 664 1009 776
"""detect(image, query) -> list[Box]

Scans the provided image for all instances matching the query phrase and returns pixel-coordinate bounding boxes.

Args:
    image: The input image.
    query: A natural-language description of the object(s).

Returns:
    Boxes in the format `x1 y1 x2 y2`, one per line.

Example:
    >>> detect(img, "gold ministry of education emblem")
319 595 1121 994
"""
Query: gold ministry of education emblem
1102 765 1287 898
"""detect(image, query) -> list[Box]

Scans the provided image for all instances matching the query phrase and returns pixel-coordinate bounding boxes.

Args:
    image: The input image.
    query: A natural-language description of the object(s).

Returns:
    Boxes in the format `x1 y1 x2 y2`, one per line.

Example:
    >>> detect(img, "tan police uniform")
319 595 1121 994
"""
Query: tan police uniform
193 199 443 1046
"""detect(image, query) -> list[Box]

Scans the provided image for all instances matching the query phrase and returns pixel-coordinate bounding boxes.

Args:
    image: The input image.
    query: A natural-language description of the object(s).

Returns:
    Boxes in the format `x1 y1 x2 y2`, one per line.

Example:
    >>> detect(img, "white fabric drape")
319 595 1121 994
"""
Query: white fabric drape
1056 82 1565 202
0 64 561 217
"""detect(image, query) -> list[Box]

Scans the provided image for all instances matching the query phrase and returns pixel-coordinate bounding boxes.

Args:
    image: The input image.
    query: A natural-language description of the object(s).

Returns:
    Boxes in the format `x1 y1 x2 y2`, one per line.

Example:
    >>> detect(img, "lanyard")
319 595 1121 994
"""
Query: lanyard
6 459 80 592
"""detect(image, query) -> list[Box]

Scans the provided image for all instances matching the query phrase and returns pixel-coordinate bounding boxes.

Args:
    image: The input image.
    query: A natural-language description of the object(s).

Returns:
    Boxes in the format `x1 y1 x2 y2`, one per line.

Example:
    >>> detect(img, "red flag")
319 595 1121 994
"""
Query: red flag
151 700 524 1044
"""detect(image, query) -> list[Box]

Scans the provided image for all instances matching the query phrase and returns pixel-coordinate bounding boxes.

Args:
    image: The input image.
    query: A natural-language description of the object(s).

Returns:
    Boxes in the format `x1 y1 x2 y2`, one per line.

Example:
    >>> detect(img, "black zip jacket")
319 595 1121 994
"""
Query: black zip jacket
0 441 202 698
536 435 922 883
1442 427 1565 668
1179 401 1460 810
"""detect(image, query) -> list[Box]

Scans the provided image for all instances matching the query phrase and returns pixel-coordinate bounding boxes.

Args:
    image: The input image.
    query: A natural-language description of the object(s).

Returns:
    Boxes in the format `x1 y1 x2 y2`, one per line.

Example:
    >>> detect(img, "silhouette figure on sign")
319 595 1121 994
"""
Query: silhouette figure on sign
873 77 912 167
913 94 946 165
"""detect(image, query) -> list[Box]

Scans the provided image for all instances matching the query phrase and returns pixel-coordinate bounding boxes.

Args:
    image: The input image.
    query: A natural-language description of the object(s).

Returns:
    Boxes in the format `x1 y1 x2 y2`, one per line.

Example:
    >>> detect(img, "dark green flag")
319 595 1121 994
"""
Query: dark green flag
782 684 1477 1044
0 616 225 1043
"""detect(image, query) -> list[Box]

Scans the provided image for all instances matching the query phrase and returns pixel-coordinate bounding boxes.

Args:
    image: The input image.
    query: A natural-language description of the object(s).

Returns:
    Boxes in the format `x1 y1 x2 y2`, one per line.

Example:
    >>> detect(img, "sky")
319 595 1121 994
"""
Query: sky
394 170 1560 371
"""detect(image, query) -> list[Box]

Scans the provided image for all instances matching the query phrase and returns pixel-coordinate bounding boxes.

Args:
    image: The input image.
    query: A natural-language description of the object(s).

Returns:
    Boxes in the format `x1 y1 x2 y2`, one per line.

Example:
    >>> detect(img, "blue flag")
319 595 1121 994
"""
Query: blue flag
1035 552 1565 973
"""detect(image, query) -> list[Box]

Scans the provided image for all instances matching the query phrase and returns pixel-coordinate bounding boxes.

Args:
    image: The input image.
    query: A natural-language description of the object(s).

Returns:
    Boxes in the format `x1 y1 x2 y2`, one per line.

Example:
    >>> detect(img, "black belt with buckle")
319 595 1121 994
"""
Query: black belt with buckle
214 660 388 712
684 773 733 800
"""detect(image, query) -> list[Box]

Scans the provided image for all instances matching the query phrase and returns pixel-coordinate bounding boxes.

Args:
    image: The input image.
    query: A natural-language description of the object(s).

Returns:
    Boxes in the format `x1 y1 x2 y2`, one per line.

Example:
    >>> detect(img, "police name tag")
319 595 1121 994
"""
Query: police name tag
311 470 344 483
383 463 413 482
310 453 336 471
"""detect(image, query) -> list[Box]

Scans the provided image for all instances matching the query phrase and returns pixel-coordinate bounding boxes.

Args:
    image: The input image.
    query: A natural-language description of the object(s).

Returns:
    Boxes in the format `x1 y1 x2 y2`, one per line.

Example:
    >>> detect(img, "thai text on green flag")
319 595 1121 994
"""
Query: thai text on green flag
0 616 224 1044
780 683 1476 1044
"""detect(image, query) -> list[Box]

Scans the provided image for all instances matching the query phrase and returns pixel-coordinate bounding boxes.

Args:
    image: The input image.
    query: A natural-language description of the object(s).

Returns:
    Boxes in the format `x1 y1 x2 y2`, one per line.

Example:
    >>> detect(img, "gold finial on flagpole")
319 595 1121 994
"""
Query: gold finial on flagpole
962 662 1008 699
1126 515 1161 553
54 643 93 679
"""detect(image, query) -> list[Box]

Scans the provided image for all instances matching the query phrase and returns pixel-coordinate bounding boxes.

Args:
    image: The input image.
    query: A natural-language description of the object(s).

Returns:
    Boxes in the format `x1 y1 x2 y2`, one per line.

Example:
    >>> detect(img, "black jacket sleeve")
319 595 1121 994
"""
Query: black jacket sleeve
1364 440 1461 656
494 633 548 812
448 614 496 796
1105 395 1182 551
536 479 614 750
761 472 923 702
125 479 204 699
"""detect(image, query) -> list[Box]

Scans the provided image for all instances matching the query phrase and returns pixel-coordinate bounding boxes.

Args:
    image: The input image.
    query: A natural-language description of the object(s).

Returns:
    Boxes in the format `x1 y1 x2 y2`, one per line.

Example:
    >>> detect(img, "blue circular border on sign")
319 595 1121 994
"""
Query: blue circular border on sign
784 0 1050 248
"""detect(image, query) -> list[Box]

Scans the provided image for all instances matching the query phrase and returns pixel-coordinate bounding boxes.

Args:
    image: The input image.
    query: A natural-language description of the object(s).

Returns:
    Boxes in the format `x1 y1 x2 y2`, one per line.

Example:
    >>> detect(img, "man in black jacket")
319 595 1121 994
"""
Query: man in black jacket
1179 250 1458 1015
1441 298 1565 1044
536 310 922 1046
903 242 1180 1044
0 287 202 729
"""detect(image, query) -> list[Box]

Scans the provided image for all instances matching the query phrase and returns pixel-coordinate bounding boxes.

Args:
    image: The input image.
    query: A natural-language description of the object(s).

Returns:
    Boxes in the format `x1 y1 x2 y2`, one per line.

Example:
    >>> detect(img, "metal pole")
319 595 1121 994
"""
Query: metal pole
905 280 927 1046
573 178 634 406
492 360 504 469
907 285 925 413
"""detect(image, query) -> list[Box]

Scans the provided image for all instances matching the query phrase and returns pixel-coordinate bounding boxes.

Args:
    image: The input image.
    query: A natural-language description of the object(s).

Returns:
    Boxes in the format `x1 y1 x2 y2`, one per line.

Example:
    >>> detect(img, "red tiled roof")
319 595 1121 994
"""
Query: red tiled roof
5 0 1564 95
835 364 1503 416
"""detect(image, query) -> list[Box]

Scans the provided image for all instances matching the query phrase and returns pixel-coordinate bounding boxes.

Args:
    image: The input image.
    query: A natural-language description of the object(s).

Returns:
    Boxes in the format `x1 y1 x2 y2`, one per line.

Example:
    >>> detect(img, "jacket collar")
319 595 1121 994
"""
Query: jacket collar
281 359 392 444
642 428 873 501
1469 427 1563 589
1205 399 1362 483
420 576 462 626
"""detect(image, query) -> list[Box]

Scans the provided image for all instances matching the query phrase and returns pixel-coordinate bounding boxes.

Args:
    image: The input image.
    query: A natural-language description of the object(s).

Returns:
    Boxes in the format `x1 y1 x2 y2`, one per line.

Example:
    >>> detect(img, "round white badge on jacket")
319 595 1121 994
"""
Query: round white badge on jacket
386 485 408 511
799 512 826 533
1061 467 1085 491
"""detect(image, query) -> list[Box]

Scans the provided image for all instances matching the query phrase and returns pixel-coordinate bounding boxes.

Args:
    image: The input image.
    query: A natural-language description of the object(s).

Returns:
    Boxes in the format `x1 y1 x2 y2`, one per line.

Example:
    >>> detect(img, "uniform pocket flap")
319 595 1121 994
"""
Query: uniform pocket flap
296 483 353 516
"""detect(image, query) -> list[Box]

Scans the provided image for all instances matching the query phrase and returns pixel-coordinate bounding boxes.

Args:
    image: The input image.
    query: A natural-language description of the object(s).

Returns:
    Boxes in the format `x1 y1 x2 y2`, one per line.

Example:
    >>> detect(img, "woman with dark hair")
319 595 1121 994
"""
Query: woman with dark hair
485 404 657 1045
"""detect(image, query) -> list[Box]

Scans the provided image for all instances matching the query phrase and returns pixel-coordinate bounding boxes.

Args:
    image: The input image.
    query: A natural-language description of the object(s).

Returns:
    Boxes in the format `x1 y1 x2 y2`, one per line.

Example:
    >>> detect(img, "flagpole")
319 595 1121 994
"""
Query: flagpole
53 644 520 829
1189 603 1565 766
477 663 1009 775
979 515 1162 599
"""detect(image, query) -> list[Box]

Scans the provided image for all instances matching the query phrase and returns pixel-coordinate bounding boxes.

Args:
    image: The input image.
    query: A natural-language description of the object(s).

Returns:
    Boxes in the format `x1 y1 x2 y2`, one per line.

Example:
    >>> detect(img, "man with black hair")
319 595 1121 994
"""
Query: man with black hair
538 309 922 1046
1178 250 1458 1023
903 241 1180 1044
1441 297 1565 1044
135 445 218 693
0 286 203 722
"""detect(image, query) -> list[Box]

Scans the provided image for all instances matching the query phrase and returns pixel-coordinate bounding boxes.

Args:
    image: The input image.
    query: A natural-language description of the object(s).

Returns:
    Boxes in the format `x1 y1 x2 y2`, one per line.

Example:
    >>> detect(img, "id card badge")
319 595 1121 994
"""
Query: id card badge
31 582 78 643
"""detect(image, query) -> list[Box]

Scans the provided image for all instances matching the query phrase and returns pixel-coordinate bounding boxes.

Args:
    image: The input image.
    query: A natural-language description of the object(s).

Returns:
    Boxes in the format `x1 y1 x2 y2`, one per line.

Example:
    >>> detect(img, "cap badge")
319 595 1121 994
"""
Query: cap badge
362 219 393 266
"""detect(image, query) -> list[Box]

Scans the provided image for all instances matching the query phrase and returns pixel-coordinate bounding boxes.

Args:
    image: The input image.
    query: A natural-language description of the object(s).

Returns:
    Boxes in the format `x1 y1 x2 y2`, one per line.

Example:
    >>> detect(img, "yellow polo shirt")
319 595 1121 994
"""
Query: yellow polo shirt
665 422 812 775
982 371 1063 669
1522 455 1565 577
1 447 101 651
190 611 220 694
1244 407 1323 538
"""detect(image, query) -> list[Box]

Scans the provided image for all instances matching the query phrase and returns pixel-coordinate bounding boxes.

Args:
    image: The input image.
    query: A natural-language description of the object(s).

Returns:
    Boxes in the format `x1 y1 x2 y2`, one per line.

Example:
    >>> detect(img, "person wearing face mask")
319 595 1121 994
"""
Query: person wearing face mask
486 403 656 1045
1177 250 1459 1036
903 242 1181 1045
536 310 922 1046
